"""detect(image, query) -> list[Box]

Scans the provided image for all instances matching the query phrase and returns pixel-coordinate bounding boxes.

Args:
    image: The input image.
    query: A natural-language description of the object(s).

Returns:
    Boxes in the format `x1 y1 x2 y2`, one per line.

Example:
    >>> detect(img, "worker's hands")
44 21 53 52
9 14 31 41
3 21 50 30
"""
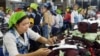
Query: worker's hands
34 48 51 56
47 36 57 45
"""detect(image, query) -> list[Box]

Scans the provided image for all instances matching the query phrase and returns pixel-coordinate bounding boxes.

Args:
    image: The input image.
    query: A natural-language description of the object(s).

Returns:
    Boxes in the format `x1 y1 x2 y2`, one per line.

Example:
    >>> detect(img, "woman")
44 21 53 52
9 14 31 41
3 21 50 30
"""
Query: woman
40 3 54 38
51 9 63 36
3 11 56 56
64 8 72 30
71 4 79 29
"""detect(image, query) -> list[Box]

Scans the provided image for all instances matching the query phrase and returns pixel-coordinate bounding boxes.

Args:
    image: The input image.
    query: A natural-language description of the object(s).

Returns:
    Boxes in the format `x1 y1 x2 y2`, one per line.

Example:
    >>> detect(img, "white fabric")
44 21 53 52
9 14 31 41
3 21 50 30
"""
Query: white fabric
27 28 41 41
53 44 83 50
73 25 78 29
87 17 98 24
82 18 100 26
88 10 96 16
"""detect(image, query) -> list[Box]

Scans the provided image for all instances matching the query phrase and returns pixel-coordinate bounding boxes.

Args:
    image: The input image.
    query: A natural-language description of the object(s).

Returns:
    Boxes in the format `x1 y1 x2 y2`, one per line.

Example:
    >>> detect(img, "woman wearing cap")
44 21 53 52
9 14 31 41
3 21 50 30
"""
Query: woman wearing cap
3 11 56 56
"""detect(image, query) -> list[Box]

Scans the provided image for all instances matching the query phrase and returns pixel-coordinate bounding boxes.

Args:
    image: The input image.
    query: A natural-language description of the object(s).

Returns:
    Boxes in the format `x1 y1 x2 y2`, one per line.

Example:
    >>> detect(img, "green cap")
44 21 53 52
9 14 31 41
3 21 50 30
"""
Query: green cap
30 3 38 10
56 9 62 14
8 11 26 28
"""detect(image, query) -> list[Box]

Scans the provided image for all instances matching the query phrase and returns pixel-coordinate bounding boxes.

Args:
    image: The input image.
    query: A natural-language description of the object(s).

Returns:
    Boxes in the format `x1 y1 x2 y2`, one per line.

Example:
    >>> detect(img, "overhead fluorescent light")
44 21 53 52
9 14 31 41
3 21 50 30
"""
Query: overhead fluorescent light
61 0 63 3
9 0 22 2
37 0 42 3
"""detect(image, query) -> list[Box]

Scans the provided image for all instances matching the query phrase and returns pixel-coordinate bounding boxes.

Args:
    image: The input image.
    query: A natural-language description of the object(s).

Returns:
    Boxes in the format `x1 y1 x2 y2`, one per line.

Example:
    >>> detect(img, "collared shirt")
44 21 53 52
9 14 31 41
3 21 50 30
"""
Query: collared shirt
3 28 41 56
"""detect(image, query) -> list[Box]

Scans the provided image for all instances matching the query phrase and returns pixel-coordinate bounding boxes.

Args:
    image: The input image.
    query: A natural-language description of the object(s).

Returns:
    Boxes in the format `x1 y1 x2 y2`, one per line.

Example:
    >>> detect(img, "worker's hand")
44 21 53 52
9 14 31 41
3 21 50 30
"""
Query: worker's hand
34 48 51 56
47 36 57 45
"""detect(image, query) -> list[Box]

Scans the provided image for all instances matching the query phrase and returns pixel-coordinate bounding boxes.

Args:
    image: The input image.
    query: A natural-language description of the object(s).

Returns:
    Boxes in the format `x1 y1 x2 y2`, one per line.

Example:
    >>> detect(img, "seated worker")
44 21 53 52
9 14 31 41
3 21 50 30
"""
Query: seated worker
3 11 57 56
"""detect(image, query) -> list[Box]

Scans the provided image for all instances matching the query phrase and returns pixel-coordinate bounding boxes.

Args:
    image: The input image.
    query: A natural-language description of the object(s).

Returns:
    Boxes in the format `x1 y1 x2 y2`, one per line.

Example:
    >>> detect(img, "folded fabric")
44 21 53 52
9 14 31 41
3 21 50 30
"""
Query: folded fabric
84 33 97 42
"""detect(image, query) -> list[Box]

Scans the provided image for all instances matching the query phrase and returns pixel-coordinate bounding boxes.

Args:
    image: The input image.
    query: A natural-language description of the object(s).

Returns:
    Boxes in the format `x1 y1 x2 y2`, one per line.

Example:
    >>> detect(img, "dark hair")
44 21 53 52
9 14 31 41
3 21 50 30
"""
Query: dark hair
43 3 52 10
16 15 29 25
50 10 57 16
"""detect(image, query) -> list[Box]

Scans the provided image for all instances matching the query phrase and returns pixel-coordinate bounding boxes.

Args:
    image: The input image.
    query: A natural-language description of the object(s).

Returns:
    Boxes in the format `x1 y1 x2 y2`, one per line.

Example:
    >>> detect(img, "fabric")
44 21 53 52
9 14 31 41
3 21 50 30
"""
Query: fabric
0 48 3 56
56 9 62 14
0 10 5 17
28 11 42 25
53 14 63 28
8 11 26 28
5 15 11 23
64 13 71 22
74 16 79 24
0 31 3 37
51 27 60 36
43 2 51 10
85 33 98 42
42 24 49 38
29 27 42 52
3 28 41 56
72 30 99 42
41 11 54 38
63 21 72 30
30 3 38 10
78 14 84 22
59 50 64 56
78 22 88 33
29 18 34 24
34 12 42 25
6 9 10 14
32 25 41 34
72 30 83 38
78 8 82 13
43 11 54 26
71 10 79 24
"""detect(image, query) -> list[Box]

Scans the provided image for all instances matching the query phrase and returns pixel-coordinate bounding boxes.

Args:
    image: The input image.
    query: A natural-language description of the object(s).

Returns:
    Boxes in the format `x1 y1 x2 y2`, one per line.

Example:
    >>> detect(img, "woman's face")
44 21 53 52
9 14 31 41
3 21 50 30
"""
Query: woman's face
15 18 30 34
73 5 79 10
41 6 47 14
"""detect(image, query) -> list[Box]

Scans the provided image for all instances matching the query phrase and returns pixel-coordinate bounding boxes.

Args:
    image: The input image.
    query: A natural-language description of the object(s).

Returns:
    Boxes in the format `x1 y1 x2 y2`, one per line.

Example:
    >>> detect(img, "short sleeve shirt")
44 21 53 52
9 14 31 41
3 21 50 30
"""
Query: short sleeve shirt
3 28 41 56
